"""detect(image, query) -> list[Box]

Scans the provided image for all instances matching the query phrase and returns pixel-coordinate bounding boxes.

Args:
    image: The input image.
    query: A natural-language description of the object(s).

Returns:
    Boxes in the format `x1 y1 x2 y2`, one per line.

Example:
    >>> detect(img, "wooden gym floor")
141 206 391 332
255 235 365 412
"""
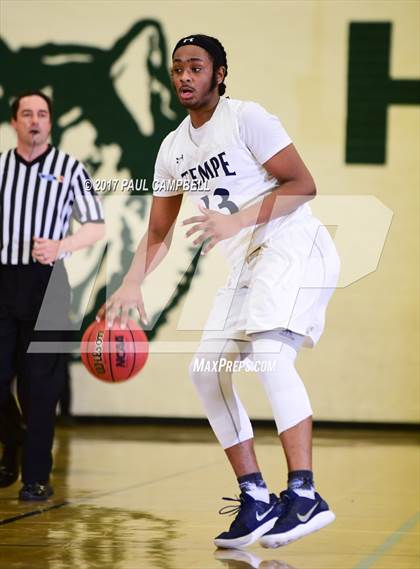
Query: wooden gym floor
0 424 419 569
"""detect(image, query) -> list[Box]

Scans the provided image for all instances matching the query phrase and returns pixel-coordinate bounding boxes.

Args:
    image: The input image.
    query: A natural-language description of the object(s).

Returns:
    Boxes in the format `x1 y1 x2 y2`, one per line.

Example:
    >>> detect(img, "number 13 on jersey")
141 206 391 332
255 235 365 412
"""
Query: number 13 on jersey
201 188 239 214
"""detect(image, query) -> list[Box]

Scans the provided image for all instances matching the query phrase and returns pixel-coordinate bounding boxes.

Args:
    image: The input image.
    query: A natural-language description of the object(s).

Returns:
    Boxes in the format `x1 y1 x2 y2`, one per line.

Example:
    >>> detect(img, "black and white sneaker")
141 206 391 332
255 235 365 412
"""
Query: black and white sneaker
214 491 281 549
260 489 335 548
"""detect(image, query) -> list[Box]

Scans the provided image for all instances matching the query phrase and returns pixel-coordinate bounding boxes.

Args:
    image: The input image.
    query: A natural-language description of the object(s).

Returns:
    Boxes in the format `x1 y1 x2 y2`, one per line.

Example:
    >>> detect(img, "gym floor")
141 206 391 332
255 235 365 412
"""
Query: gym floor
0 424 419 569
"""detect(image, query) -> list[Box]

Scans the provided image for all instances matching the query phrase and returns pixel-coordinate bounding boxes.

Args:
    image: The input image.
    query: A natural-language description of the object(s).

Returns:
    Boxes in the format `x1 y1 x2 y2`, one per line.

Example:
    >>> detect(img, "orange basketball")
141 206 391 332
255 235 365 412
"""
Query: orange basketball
80 319 149 382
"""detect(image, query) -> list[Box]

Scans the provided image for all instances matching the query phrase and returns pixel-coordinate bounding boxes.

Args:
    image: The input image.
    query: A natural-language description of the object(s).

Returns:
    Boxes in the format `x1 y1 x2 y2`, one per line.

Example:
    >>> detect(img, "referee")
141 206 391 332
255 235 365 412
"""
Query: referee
0 91 105 500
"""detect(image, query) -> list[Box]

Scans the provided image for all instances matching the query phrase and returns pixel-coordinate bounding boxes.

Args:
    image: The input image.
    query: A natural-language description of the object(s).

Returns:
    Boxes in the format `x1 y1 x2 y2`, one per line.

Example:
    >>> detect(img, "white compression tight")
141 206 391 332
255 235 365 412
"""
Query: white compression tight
189 331 313 449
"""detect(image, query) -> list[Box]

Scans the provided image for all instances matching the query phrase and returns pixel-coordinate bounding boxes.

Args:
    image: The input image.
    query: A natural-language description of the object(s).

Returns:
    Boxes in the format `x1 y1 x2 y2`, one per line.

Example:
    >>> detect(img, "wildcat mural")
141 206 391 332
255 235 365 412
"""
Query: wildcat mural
0 20 201 341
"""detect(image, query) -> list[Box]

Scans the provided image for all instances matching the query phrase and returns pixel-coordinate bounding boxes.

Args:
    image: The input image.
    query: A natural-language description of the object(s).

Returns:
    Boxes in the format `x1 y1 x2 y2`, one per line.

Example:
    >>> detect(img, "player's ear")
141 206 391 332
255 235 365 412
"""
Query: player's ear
216 65 226 86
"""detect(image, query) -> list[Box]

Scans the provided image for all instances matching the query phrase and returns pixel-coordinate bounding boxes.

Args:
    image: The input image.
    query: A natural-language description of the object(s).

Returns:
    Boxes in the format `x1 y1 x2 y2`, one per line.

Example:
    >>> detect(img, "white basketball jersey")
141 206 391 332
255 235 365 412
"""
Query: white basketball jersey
154 97 312 264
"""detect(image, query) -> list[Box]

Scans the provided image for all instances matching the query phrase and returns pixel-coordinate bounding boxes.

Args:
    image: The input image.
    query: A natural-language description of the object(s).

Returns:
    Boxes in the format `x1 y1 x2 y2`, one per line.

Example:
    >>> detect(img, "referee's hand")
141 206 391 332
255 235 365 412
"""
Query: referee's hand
32 237 60 264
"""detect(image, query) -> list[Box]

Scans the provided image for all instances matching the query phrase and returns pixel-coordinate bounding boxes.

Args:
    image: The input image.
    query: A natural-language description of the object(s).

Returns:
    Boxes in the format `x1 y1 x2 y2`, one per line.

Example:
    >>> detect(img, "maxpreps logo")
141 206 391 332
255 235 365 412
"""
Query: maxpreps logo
39 173 64 183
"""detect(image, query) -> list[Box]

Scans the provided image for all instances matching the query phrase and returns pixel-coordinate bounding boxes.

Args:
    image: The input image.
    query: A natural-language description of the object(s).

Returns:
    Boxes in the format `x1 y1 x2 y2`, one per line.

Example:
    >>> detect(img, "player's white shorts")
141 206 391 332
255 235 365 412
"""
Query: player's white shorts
202 215 340 347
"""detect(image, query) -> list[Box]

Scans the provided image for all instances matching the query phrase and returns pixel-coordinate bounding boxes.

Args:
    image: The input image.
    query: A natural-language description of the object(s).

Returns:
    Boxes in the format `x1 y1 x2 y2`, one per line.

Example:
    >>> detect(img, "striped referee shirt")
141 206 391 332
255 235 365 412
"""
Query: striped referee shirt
0 145 104 265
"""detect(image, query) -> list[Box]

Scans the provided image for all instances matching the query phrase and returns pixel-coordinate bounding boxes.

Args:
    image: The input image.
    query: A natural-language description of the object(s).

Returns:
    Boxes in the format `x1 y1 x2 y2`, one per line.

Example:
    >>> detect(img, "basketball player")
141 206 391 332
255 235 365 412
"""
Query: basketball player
0 91 105 500
100 35 340 549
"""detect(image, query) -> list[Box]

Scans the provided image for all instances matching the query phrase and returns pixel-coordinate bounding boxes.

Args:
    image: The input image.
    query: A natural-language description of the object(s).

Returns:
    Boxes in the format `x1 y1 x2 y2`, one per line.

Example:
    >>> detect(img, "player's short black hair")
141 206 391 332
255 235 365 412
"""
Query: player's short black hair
11 90 53 120
173 34 228 96
207 35 228 96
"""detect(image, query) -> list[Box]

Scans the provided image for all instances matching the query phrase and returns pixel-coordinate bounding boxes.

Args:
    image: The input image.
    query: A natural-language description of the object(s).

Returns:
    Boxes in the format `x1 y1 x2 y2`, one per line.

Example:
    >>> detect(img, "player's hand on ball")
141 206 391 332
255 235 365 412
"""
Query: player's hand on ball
183 205 243 254
32 237 61 264
96 278 148 329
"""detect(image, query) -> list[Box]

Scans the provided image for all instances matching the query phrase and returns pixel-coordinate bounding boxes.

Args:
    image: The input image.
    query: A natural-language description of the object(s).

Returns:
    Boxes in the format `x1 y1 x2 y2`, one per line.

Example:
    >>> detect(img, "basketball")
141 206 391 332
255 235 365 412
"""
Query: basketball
80 319 149 382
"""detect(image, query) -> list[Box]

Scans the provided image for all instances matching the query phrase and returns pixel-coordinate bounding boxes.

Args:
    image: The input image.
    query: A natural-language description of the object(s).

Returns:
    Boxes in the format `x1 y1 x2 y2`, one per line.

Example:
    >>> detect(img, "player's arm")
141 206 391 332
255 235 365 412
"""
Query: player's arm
184 102 316 253
124 194 183 285
183 145 315 254
238 102 317 226
98 193 183 327
238 143 316 227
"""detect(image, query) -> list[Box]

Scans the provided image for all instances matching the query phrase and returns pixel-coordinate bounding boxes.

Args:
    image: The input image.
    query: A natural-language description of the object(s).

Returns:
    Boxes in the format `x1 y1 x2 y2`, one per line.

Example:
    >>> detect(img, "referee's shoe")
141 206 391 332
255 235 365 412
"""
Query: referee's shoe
0 445 20 487
214 491 280 549
260 489 335 548
19 482 54 501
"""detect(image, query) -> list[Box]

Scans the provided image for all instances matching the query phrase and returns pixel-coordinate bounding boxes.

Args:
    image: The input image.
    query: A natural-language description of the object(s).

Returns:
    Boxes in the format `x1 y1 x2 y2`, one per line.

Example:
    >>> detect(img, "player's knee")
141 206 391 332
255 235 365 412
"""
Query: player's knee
277 411 313 435
188 354 216 389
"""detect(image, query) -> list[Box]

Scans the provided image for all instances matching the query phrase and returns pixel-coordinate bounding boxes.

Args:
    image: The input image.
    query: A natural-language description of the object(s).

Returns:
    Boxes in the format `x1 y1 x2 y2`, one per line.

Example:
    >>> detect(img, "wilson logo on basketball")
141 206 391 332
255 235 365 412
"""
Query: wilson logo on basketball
92 331 105 375
81 319 149 383
115 336 127 368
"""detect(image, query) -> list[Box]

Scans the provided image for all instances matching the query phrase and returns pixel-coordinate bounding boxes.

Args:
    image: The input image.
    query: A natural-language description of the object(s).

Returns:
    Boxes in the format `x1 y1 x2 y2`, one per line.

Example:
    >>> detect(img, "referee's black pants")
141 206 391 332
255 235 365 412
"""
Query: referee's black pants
0 262 70 484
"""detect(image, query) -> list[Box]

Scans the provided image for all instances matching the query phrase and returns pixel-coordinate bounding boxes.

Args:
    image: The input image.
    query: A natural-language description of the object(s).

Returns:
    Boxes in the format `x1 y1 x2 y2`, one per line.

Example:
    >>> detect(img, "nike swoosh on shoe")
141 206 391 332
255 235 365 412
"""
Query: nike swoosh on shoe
256 504 275 522
297 502 319 523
